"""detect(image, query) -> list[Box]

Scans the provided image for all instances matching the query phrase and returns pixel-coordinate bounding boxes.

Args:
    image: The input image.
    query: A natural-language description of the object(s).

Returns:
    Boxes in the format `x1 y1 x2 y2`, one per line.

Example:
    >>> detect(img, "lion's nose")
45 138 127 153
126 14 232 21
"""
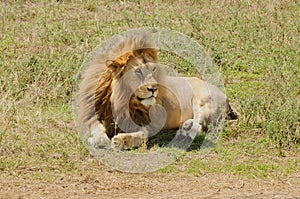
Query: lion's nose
147 84 158 93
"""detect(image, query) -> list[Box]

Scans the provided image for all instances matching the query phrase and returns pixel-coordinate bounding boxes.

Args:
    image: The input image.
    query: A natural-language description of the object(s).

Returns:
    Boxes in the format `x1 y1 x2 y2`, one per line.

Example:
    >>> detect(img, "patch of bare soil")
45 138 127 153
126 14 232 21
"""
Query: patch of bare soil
1 163 299 199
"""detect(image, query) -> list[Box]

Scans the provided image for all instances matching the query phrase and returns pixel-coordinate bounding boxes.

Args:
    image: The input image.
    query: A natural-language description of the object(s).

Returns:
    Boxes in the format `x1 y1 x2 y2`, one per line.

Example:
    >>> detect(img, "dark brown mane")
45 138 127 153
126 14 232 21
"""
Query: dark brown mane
77 34 158 139
95 49 158 139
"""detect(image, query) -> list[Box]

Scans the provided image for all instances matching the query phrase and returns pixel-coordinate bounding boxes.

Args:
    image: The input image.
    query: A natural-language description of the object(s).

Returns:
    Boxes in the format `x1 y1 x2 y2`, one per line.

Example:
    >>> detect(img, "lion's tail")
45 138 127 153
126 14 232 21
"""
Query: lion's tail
226 103 238 120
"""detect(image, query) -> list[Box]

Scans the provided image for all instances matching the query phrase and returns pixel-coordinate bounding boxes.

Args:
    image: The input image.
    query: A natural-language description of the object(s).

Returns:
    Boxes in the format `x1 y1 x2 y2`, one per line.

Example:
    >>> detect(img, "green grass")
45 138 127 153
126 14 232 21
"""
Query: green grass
188 137 299 179
0 0 299 180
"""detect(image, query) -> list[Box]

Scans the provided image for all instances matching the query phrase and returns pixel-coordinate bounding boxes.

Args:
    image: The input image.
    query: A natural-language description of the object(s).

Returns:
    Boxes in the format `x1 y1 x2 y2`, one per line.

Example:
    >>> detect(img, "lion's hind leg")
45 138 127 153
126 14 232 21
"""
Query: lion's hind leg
176 96 207 137
166 119 199 150
167 97 207 149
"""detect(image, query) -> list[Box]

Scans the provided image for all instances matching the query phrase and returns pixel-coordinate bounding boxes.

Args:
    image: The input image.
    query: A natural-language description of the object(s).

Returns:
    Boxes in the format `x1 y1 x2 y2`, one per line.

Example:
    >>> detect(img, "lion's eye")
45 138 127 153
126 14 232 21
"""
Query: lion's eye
135 68 143 77
152 67 157 72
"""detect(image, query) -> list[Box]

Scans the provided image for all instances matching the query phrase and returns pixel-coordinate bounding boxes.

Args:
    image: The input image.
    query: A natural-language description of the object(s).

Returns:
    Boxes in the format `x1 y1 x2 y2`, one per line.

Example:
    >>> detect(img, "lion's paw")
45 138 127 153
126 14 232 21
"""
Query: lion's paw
111 132 146 150
181 119 194 131
174 128 196 141
167 120 201 149
88 124 110 148
88 135 110 149
181 119 204 134
166 129 194 149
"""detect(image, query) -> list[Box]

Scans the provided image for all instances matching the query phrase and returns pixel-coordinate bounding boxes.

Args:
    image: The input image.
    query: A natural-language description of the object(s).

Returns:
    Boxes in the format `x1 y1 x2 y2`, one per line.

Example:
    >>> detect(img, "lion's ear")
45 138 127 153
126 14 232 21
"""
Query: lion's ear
107 52 133 73
144 48 158 62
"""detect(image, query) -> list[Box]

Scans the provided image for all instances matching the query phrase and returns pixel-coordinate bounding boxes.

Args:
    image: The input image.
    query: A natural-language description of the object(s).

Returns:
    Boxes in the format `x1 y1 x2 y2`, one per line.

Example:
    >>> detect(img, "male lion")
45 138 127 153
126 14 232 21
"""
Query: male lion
76 34 237 150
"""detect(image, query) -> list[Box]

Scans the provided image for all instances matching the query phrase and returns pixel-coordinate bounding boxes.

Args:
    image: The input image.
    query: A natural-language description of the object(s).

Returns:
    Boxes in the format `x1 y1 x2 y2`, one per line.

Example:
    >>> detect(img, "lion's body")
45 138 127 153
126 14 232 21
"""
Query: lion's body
157 76 229 130
76 34 237 149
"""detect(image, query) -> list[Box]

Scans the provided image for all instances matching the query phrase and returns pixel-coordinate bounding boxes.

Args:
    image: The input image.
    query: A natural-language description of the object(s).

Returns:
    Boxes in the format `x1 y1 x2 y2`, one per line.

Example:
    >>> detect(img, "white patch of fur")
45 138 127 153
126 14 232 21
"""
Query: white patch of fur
141 97 156 106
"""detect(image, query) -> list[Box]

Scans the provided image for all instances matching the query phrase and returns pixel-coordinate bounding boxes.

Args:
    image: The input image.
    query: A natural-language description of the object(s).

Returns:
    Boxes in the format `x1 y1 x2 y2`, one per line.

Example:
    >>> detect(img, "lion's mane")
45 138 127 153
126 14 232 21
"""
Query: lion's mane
77 34 158 139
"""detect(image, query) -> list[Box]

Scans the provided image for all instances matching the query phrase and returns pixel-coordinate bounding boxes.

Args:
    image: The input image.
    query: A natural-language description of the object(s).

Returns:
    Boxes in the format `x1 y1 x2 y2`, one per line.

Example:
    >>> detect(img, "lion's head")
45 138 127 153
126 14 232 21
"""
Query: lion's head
76 35 162 139
115 59 160 107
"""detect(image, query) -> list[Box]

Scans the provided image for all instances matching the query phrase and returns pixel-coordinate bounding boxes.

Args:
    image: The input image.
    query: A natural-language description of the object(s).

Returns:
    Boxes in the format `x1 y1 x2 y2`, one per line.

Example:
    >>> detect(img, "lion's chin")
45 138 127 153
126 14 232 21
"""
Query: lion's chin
140 97 156 107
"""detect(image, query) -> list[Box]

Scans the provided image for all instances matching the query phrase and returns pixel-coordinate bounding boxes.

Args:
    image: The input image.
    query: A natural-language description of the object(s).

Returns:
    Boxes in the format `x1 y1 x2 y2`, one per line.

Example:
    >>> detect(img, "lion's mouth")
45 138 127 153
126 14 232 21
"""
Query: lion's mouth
137 96 145 101
137 96 156 106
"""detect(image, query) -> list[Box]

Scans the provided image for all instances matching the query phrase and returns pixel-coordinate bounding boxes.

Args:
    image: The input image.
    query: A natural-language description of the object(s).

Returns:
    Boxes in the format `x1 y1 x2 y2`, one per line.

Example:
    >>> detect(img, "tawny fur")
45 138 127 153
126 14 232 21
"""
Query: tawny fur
76 34 237 149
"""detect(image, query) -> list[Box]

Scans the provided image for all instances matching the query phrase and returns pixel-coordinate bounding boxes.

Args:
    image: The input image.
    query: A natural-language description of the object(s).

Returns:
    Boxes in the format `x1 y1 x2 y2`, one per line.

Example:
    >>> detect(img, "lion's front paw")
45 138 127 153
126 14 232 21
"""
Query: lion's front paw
111 134 132 150
88 124 110 148
111 132 146 150
88 136 110 148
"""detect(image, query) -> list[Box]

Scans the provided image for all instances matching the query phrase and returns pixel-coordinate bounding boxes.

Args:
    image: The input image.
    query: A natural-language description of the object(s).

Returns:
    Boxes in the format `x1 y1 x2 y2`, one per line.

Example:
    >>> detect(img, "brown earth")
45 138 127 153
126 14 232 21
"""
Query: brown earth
1 162 299 199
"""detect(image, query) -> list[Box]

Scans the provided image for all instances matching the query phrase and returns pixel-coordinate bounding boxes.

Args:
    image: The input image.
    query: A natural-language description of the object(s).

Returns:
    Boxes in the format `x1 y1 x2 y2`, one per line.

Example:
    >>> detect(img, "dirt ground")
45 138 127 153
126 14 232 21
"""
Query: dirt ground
1 163 299 199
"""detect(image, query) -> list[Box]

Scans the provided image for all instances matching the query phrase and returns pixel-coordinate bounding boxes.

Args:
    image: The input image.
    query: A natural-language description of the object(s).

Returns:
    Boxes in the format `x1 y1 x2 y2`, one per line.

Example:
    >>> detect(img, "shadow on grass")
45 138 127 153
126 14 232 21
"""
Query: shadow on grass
148 130 206 151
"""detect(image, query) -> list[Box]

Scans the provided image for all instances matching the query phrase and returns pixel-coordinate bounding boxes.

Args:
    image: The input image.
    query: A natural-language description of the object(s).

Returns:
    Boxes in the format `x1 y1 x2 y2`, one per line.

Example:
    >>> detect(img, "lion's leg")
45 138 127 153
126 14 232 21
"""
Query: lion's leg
111 131 147 150
111 104 166 150
177 97 206 137
168 98 207 149
88 123 110 148
190 97 205 135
